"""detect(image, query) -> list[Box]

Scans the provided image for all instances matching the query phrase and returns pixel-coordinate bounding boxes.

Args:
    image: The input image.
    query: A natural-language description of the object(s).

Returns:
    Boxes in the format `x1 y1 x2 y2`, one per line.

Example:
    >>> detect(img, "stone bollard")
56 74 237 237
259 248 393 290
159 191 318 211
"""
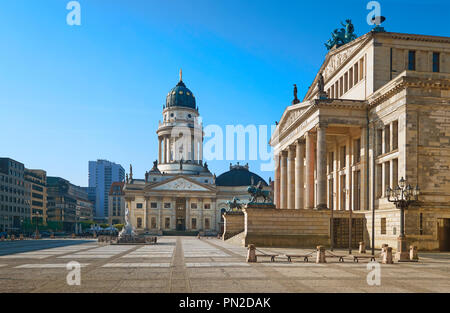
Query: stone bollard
410 245 419 262
50 233 55 239
382 247 394 264
197 234 200 239
381 244 388 258
247 244 257 263
72 233 76 239
19 234 24 240
11 235 15 241
0 236 4 241
316 246 326 263
359 241 366 254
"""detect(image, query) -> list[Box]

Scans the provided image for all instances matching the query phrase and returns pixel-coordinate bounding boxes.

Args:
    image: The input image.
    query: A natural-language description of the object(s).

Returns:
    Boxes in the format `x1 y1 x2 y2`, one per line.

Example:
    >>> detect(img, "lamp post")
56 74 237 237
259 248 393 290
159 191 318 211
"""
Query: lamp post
386 177 420 262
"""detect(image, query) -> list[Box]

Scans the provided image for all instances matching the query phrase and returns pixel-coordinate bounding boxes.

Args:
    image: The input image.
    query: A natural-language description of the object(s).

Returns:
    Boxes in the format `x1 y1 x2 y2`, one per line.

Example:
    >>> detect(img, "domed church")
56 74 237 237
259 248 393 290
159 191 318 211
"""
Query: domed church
123 71 271 235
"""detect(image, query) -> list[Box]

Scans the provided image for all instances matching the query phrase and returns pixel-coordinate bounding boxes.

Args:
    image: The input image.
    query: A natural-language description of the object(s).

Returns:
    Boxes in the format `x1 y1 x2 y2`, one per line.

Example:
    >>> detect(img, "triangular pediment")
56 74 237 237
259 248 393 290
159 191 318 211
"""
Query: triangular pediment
149 176 212 192
303 32 373 101
270 102 313 144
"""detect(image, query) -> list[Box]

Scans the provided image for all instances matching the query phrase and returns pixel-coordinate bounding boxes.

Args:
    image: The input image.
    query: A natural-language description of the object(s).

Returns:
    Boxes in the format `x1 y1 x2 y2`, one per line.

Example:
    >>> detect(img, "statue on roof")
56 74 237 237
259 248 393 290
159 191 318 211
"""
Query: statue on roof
317 72 327 99
292 84 300 105
129 164 133 180
325 19 357 50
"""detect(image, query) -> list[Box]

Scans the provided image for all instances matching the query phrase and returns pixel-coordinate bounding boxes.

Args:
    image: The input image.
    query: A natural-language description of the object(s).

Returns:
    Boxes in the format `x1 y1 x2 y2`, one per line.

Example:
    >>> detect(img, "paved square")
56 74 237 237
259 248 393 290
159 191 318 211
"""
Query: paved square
0 237 449 293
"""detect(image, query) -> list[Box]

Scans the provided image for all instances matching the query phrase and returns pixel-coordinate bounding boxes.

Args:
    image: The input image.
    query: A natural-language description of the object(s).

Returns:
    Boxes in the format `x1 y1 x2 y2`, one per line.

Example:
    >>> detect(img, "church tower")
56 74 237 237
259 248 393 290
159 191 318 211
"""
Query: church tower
156 70 207 175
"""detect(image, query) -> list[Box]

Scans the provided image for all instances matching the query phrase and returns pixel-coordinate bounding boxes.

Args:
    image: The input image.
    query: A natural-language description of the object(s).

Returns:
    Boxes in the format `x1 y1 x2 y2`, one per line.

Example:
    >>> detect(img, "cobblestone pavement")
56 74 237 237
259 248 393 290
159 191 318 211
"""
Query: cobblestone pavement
0 237 449 293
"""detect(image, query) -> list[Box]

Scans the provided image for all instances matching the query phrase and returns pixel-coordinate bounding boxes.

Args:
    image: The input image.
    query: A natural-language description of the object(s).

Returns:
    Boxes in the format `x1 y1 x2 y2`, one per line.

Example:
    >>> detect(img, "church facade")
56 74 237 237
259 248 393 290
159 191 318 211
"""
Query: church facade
123 72 269 235
270 29 450 250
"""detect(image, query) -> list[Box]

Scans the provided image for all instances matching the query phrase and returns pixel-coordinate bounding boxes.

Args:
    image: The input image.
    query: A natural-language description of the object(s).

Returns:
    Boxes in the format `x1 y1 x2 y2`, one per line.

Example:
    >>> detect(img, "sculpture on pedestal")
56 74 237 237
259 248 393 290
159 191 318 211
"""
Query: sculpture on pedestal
247 181 272 204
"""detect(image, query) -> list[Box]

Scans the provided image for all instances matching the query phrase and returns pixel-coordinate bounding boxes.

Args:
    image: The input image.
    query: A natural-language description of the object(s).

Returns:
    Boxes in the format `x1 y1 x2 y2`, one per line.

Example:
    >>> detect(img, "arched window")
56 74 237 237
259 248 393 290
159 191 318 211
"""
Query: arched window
137 217 142 228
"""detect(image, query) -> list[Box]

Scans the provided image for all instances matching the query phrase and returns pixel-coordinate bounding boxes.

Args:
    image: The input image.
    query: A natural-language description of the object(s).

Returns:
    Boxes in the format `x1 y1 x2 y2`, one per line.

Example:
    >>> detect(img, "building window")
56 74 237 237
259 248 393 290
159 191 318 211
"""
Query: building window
165 217 170 229
392 120 398 150
136 203 143 209
150 202 157 208
340 175 346 211
191 218 197 230
151 217 157 229
353 171 361 211
190 202 197 209
376 164 382 199
205 218 210 229
354 138 361 164
384 125 391 154
328 152 334 173
384 162 390 196
204 203 211 210
381 218 387 235
419 213 423 235
433 52 440 72
340 146 346 169
392 159 398 189
376 129 383 156
164 202 171 209
137 217 142 228
408 51 416 71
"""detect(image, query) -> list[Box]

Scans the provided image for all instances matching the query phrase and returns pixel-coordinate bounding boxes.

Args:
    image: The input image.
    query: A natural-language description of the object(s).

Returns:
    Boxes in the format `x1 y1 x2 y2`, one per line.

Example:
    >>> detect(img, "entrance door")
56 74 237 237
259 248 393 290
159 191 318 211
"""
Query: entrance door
439 219 450 251
176 198 186 231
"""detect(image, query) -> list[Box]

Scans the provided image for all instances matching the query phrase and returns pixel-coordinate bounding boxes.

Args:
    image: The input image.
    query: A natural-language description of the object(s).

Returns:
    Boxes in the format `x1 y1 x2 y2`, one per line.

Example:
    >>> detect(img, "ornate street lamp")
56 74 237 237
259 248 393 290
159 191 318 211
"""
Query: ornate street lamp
386 177 420 261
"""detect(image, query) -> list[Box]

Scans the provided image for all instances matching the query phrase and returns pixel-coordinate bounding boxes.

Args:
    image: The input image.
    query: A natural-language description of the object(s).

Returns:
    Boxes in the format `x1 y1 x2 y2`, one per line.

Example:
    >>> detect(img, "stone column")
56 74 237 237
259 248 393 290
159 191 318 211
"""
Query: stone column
305 132 315 209
295 140 305 209
274 153 280 208
280 151 288 209
199 138 203 163
165 136 170 163
287 146 296 209
199 198 204 230
185 198 190 230
316 123 327 210
158 138 162 164
144 197 148 230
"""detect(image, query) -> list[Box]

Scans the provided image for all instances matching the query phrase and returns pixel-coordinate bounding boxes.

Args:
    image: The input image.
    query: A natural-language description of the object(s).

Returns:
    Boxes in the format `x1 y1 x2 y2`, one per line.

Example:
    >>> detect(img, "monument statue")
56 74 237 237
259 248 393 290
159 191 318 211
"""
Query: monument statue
145 171 149 183
129 164 133 180
118 205 137 238
247 181 272 204
226 197 243 212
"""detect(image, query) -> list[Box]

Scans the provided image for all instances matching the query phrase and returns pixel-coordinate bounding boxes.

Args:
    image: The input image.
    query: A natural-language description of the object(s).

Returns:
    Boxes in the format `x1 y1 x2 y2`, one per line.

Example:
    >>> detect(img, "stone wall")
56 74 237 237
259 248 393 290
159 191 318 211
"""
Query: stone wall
222 211 245 240
243 206 367 248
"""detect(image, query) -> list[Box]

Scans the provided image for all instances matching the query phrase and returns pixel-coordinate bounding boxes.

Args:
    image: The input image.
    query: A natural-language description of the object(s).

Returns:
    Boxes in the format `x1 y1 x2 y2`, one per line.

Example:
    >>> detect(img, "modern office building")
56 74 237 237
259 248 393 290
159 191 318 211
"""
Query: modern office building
88 160 125 221
24 169 47 225
47 177 94 232
0 158 31 233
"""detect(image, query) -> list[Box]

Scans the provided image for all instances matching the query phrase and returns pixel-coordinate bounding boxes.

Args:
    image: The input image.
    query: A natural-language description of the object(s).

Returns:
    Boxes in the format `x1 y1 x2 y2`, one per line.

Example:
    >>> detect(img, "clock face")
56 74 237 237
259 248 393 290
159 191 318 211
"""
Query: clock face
179 91 183 95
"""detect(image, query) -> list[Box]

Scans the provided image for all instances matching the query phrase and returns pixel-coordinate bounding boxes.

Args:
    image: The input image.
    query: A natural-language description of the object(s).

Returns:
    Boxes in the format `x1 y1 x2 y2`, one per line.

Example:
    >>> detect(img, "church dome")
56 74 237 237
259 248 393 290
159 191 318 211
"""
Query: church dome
215 163 268 187
166 71 197 110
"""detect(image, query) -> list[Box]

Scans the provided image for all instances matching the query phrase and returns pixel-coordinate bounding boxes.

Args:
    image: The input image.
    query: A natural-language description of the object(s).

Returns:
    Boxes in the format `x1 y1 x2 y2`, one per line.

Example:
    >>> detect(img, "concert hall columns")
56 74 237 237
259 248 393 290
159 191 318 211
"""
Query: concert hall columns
287 146 296 209
316 123 328 210
295 140 305 209
280 151 288 209
305 131 315 209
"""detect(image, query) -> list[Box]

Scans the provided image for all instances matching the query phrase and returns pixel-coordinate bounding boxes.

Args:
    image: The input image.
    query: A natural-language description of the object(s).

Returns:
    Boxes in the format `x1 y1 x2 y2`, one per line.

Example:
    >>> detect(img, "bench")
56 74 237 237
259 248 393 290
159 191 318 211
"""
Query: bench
286 255 312 263
353 255 376 263
256 254 278 262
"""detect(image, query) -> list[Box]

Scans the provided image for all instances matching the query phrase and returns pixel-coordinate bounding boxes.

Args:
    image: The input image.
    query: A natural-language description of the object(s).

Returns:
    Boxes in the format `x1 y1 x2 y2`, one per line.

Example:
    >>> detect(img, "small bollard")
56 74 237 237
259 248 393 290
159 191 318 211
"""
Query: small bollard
11 235 15 241
316 246 326 263
72 233 76 238
197 234 200 239
50 233 55 239
410 245 419 262
0 236 4 241
247 244 257 263
19 234 24 240
359 241 366 254
381 244 388 258
382 247 394 264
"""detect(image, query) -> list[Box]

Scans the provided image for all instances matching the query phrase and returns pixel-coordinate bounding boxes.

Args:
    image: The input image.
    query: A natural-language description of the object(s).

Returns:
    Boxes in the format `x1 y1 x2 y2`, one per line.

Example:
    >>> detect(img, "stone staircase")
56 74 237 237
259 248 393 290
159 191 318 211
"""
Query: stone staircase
225 231 246 246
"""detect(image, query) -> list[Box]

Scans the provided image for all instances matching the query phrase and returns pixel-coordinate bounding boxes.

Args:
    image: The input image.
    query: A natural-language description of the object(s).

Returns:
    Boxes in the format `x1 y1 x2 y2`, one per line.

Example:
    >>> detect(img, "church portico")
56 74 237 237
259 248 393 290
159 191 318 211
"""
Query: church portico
272 99 368 212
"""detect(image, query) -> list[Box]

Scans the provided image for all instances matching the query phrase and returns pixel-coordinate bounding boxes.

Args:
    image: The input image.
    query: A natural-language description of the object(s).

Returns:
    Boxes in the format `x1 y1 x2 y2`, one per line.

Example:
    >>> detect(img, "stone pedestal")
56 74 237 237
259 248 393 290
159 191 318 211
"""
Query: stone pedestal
50 234 55 239
382 247 394 264
395 235 410 262
0 236 4 241
381 244 388 259
19 234 24 240
11 235 15 241
316 246 326 263
247 244 257 263
410 245 419 262
72 233 76 238
359 241 366 254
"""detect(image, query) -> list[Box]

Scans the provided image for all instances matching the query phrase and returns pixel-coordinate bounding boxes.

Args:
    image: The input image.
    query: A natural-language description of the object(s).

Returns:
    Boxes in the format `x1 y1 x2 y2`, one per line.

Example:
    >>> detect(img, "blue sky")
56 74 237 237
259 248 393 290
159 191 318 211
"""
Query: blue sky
0 0 449 186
